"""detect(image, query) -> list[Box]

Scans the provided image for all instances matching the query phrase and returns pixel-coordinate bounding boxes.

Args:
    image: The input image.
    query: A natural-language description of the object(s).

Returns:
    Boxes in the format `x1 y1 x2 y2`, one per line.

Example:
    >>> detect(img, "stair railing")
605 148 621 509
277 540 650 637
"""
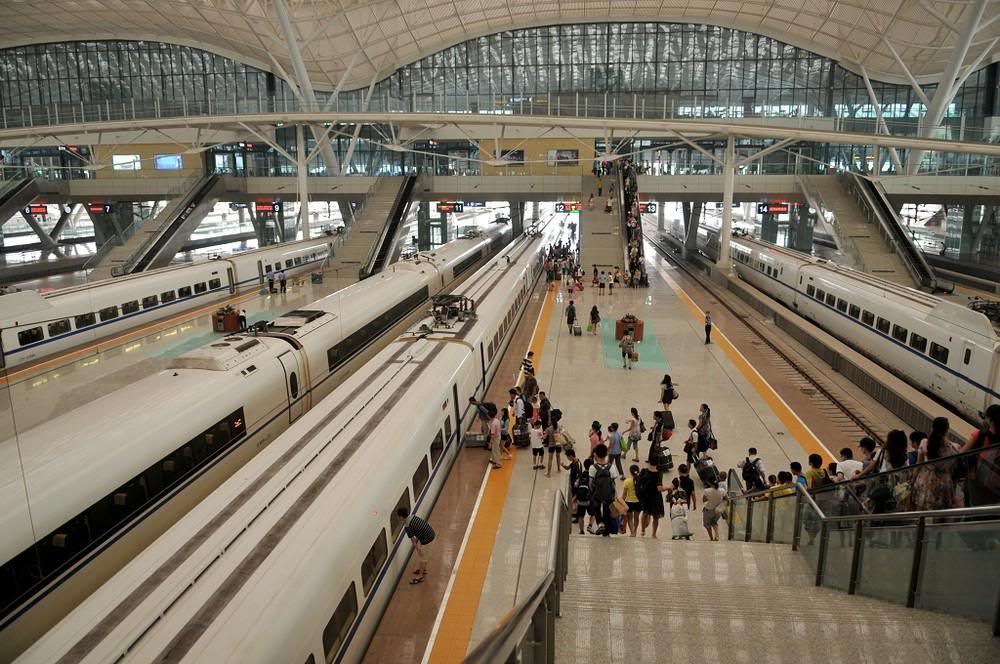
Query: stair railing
796 175 865 270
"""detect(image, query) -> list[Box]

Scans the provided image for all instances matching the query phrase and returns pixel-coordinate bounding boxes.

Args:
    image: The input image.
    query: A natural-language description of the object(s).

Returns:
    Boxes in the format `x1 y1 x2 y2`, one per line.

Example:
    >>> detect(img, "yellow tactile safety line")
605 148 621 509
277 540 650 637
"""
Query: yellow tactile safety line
653 263 834 461
424 286 556 664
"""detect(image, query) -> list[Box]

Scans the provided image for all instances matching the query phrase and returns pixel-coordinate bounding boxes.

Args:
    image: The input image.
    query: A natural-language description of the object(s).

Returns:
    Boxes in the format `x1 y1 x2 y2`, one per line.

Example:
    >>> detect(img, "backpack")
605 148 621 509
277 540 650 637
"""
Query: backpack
742 458 764 491
815 469 835 487
636 470 656 497
592 463 615 503
523 399 534 419
574 473 592 506
483 402 498 418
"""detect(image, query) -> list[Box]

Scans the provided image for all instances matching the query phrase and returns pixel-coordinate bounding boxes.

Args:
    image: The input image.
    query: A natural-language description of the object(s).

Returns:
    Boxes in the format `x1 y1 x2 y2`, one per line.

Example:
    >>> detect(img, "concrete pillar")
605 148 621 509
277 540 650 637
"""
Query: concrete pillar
719 135 735 271
787 205 815 252
509 200 524 238
296 124 310 240
760 213 779 243
656 203 665 232
682 201 702 260
416 201 431 251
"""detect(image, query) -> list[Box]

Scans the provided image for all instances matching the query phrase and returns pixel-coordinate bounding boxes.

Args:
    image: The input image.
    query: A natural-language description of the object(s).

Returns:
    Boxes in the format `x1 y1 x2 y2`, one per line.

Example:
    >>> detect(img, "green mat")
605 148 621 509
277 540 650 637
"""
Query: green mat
599 318 670 370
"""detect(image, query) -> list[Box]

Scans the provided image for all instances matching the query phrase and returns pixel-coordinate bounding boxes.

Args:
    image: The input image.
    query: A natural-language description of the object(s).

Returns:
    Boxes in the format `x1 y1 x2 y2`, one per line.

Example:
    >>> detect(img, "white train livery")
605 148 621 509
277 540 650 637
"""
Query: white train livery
731 236 1000 421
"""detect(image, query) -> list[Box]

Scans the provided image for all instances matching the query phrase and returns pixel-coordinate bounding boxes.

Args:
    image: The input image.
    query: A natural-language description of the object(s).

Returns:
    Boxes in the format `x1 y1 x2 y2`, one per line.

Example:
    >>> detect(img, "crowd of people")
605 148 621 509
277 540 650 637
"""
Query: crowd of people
619 159 648 288
735 406 1000 516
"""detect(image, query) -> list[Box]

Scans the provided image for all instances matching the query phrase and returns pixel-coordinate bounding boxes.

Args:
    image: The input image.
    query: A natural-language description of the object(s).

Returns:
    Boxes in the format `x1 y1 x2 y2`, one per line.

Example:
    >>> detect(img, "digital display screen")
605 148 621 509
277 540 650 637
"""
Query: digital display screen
547 149 579 166
500 149 524 164
255 201 280 213
88 203 113 214
24 203 48 215
112 154 141 171
154 154 183 170
554 201 581 213
638 202 657 214
757 203 789 214
435 201 464 213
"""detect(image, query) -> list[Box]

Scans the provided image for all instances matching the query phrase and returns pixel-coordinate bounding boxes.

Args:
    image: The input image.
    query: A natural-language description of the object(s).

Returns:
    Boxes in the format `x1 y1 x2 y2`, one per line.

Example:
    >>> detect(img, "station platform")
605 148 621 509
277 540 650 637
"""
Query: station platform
362 248 999 663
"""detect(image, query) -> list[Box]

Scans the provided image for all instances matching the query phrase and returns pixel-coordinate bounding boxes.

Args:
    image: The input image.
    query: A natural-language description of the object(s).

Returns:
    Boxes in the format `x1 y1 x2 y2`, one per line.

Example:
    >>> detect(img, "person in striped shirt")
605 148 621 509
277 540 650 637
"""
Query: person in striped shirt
398 507 436 584
521 351 535 377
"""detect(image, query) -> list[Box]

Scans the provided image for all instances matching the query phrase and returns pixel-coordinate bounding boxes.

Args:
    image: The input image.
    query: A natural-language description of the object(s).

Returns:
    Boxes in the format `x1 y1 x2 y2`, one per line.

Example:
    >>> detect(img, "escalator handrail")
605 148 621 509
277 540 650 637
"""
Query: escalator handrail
361 175 416 278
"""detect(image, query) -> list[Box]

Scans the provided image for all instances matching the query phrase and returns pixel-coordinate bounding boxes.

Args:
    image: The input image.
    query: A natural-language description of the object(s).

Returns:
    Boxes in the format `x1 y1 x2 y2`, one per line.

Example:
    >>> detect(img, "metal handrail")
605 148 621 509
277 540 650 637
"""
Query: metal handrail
462 491 570 664
797 174 866 270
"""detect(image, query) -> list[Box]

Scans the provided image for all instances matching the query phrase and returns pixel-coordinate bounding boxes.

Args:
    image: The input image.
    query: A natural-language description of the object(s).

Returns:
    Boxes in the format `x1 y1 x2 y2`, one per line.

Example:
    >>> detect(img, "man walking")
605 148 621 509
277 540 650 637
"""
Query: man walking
266 269 275 293
398 506 435 585
704 310 713 344
566 300 577 335
279 270 287 293
238 309 248 330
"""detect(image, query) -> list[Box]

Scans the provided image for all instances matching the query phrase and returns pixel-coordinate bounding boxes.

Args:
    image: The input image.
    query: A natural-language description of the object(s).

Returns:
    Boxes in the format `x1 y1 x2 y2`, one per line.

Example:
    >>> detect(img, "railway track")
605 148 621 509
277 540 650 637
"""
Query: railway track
645 233 889 448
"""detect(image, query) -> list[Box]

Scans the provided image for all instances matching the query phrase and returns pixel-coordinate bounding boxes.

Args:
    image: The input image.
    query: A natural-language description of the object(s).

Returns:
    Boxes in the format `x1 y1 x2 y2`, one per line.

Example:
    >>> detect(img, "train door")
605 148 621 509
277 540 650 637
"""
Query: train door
954 341 975 406
257 260 264 285
277 352 306 423
227 267 236 294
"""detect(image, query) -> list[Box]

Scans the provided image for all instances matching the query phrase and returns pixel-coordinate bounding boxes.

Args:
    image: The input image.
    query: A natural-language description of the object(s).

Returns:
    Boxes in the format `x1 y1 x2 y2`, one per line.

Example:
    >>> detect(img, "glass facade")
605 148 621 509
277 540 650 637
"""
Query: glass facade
0 41 286 108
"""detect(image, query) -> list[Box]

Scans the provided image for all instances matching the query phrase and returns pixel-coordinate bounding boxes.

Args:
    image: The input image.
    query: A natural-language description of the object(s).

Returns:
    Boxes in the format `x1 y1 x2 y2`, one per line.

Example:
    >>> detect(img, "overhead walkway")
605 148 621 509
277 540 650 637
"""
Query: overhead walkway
578 175 622 273
325 177 409 282
89 174 224 279
360 175 416 279
0 178 39 227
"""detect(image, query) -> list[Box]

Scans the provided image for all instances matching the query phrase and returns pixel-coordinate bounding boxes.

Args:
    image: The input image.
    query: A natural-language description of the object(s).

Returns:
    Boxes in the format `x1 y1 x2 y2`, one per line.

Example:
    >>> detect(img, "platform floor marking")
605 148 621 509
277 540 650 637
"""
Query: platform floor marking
652 262 834 461
423 286 556 664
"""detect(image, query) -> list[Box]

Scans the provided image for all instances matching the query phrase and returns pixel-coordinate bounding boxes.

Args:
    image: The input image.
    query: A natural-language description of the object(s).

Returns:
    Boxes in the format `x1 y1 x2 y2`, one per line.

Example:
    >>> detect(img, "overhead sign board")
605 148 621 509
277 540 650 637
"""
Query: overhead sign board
255 201 281 213
554 201 581 213
24 203 48 215
87 202 113 214
436 201 464 213
638 202 657 214
757 203 789 215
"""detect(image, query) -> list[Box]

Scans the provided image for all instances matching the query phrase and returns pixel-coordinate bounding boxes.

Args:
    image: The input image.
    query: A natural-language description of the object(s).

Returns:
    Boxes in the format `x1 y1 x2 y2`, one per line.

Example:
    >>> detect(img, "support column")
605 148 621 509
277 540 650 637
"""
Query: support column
20 211 64 257
719 135 735 271
296 124 310 240
656 203 665 232
50 204 72 241
760 213 779 243
509 201 525 238
787 204 815 252
682 201 702 260
416 201 431 251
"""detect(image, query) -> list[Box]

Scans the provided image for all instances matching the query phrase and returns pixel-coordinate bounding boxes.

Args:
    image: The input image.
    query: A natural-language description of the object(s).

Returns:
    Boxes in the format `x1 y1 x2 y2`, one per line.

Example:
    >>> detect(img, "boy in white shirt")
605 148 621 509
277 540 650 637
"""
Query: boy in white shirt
530 420 545 469
684 419 700 465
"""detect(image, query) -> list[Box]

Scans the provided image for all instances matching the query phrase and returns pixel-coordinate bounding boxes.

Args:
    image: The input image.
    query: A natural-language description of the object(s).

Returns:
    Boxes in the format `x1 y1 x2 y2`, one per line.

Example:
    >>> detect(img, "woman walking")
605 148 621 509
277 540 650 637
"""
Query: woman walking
696 403 713 453
913 417 961 510
659 374 677 410
625 407 644 462
589 305 601 335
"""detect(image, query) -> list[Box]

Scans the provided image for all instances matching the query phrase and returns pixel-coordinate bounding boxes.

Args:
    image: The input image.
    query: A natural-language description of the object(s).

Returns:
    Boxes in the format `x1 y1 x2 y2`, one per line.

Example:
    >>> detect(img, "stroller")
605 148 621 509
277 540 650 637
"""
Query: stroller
669 490 693 540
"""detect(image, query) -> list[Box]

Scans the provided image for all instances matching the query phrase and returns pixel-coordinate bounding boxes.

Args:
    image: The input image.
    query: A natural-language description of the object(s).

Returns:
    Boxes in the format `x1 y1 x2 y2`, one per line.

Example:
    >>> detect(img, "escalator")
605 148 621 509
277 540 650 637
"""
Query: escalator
360 175 417 279
845 173 951 292
129 175 224 273
0 178 40 225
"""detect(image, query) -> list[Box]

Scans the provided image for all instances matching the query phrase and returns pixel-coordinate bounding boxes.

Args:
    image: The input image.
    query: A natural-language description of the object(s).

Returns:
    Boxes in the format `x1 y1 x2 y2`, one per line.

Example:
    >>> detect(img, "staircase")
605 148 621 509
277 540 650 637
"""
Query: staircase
327 177 406 281
556 536 999 662
802 175 915 286
578 175 622 273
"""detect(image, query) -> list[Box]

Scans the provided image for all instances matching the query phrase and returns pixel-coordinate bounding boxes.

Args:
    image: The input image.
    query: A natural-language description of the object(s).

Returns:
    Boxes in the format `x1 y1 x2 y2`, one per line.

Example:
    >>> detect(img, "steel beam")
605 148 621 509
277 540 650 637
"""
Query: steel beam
858 64 904 173
719 135 735 272
20 210 64 257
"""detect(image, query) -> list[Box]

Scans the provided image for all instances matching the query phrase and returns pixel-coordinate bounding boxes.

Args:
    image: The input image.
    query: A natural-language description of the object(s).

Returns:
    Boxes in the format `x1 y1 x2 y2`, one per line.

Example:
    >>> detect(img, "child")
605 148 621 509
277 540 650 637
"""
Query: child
683 419 700 465
575 459 594 534
670 489 693 540
529 420 545 469
908 431 924 466
500 407 513 460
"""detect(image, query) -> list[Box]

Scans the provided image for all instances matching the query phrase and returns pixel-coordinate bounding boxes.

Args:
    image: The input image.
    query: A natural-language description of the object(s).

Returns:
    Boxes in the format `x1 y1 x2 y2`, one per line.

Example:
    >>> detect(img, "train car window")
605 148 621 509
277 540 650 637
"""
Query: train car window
178 285 193 298
875 317 891 334
160 290 176 303
806 285 815 297
289 372 299 399
835 299 848 313
208 278 222 289
861 311 875 326
265 264 272 273
430 429 444 466
891 324 908 343
412 456 430 498
194 282 207 294
285 259 294 268
848 304 861 320
930 343 950 364
963 348 971 365
322 582 358 663
48 319 71 336
122 300 140 314
75 312 96 328
815 289 825 301
99 306 119 322
909 333 928 353
142 295 159 309
294 257 302 266
825 293 837 307
360 529 388 595
444 416 453 442
390 490 411 538
18 326 44 346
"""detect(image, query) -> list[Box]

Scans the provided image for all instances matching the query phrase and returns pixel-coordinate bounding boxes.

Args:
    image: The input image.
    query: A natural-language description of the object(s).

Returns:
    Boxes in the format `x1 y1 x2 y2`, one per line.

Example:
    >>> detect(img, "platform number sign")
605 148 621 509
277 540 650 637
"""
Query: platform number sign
555 201 581 213
638 202 657 214
23 203 48 216
87 203 114 214
757 203 789 215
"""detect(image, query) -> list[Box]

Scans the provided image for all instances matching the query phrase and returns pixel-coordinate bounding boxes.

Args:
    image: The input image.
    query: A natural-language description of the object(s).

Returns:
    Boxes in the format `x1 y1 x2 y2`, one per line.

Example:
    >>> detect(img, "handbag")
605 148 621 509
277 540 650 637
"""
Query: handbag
708 433 718 450
611 496 628 517
630 351 639 361
587 323 593 332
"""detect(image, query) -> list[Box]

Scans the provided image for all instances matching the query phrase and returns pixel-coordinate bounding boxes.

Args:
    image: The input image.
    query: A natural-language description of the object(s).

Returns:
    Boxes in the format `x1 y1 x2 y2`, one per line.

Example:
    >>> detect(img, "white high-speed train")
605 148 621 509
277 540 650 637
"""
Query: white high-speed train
15 222 550 664
0 238 332 370
0 224 512 655
731 236 1000 421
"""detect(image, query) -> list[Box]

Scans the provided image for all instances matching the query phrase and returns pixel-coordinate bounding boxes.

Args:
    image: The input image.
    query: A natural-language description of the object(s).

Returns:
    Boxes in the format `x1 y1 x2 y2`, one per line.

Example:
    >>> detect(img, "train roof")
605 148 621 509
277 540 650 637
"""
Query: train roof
167 335 270 371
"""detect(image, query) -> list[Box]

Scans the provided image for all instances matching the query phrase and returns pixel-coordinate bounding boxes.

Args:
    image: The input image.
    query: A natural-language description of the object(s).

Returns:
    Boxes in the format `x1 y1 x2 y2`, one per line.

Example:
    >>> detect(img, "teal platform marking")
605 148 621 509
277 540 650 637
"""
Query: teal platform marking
159 313 272 358
600 318 670 370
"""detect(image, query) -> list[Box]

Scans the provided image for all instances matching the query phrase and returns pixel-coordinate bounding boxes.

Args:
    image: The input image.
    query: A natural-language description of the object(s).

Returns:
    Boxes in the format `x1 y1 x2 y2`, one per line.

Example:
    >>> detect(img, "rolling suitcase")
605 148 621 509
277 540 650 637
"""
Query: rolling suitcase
695 457 721 485
670 504 693 540
463 432 488 448
513 423 531 448
657 446 674 473
573 324 582 336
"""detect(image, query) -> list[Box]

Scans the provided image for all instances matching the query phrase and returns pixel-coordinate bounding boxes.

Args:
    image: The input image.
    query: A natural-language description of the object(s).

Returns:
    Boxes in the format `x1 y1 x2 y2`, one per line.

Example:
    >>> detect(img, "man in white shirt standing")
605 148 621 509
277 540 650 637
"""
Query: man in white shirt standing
837 448 864 480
